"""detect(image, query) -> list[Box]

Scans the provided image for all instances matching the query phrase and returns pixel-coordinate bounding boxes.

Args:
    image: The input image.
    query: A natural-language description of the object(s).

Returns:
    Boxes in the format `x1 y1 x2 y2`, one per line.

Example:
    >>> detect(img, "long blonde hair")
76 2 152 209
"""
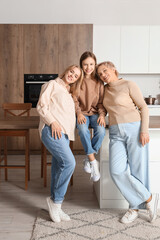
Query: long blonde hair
60 65 84 97
96 61 119 77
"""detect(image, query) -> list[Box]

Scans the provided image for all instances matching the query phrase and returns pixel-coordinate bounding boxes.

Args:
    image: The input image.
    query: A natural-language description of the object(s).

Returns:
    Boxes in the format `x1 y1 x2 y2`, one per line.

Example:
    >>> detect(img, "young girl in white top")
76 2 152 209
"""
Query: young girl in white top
37 65 83 223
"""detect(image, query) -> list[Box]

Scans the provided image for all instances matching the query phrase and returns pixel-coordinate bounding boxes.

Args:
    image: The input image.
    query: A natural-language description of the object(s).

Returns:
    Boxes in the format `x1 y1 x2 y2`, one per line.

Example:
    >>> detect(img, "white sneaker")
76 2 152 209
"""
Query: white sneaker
90 160 100 182
146 193 159 222
46 197 61 223
59 209 71 221
83 158 91 173
120 209 138 224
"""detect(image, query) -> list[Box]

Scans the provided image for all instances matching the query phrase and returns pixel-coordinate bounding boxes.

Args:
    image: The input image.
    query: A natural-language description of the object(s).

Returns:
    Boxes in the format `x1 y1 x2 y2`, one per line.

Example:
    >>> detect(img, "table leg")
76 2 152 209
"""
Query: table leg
25 131 29 190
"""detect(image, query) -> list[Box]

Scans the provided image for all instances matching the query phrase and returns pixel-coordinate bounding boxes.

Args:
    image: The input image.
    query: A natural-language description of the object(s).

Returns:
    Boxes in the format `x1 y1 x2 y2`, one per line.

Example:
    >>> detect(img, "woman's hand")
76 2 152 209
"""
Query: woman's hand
97 116 106 127
77 113 86 124
50 121 62 139
139 132 150 146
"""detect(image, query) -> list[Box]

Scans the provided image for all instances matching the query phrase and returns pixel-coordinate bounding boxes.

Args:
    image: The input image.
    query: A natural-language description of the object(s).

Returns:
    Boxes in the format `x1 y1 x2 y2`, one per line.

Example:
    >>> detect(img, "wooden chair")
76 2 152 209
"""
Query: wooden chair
41 141 74 187
0 103 32 190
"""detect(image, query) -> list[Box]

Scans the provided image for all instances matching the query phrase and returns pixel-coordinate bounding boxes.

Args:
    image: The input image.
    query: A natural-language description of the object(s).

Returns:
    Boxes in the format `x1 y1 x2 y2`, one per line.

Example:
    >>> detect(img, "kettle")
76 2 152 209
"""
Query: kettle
144 95 156 105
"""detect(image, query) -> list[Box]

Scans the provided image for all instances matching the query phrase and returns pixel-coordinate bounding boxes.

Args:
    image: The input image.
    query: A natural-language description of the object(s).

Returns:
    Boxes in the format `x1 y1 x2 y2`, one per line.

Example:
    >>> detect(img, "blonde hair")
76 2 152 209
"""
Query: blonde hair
96 61 119 77
60 64 84 97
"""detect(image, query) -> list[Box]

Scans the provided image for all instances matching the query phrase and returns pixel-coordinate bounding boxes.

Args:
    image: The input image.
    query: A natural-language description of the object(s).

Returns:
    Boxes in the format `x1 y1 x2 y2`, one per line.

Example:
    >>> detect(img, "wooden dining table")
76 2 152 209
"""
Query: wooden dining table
0 116 40 130
0 116 40 189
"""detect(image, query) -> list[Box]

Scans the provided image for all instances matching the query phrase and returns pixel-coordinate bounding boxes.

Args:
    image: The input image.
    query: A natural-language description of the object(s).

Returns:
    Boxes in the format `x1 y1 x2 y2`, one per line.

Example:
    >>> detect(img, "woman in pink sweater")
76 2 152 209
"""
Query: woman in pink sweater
37 65 83 223
97 61 159 224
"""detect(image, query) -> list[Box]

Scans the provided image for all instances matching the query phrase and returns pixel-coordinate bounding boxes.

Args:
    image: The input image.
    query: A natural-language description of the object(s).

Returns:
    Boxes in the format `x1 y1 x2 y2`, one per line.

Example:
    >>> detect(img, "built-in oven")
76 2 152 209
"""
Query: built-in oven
24 74 58 107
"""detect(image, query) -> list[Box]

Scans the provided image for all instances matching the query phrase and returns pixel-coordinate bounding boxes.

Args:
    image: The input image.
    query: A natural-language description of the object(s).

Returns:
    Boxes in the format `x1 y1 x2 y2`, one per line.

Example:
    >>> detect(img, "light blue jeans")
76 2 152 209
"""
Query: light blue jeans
109 121 151 209
41 125 76 204
77 114 105 155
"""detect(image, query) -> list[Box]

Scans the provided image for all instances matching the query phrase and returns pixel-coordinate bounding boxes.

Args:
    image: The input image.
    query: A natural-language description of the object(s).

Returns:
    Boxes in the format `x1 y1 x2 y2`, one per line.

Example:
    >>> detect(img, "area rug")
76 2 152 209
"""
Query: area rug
31 209 160 240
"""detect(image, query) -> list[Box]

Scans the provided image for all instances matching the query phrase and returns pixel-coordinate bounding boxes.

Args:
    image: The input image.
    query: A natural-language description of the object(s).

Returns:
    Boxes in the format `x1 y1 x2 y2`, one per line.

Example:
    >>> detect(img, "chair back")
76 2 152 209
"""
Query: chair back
2 103 32 117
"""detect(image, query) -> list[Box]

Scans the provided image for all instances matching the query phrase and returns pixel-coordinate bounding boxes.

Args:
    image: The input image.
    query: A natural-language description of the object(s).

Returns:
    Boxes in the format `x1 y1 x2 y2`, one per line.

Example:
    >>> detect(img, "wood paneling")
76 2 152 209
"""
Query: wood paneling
0 24 23 112
23 24 59 74
0 24 24 150
58 24 93 74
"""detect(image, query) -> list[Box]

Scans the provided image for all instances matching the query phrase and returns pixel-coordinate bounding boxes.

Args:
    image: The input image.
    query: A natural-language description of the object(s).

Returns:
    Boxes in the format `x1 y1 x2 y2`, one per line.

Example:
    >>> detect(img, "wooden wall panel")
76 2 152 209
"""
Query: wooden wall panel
58 24 93 74
0 24 23 113
0 24 24 150
23 24 59 74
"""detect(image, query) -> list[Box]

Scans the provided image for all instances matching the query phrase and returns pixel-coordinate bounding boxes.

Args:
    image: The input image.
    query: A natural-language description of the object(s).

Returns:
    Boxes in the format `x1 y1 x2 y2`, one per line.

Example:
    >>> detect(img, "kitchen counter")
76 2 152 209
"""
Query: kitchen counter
147 105 160 108
94 116 160 209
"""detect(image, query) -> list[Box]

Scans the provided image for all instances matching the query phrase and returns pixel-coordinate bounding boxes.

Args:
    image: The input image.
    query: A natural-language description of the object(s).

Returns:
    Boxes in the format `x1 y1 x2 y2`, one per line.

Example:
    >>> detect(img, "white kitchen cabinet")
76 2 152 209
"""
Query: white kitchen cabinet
121 26 149 73
150 162 160 194
94 129 129 209
149 129 160 162
148 106 160 116
149 26 160 73
93 25 160 73
93 26 121 70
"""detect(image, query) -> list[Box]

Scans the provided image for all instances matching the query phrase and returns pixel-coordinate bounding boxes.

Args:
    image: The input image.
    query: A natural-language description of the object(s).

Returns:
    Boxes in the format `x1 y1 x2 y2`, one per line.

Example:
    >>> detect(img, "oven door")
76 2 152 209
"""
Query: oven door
24 81 47 108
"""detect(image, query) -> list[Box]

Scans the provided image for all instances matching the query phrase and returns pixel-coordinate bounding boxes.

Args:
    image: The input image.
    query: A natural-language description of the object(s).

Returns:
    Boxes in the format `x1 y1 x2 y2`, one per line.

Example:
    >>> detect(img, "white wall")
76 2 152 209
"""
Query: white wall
0 0 160 24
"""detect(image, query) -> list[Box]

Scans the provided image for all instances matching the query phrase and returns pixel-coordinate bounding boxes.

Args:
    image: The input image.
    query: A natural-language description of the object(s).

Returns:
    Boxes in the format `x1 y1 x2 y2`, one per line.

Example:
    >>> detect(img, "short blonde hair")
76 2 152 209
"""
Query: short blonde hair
60 65 84 97
96 61 119 77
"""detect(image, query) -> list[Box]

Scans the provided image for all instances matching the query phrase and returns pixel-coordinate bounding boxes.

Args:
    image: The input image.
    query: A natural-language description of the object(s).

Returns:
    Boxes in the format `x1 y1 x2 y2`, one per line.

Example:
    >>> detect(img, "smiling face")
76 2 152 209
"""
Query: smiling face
81 57 96 77
64 67 81 85
97 64 117 84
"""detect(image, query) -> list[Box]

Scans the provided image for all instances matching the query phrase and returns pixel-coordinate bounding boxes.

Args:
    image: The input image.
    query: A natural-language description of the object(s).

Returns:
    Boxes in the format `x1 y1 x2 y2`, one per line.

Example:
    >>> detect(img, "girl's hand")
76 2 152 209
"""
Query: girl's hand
97 116 106 127
77 113 86 124
50 121 62 139
139 132 150 146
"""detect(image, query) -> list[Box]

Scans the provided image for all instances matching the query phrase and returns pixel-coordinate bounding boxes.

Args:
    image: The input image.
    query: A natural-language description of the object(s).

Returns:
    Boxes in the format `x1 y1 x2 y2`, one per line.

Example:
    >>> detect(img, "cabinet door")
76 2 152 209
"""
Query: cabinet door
23 24 59 74
121 26 149 73
149 26 160 73
149 129 160 161
150 162 160 208
0 25 23 105
93 26 121 70
0 25 24 150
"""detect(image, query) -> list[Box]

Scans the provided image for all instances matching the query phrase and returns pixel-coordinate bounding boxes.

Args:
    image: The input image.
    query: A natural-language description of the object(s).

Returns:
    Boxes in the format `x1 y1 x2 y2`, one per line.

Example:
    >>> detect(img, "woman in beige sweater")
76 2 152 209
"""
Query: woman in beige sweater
37 65 83 223
97 61 159 224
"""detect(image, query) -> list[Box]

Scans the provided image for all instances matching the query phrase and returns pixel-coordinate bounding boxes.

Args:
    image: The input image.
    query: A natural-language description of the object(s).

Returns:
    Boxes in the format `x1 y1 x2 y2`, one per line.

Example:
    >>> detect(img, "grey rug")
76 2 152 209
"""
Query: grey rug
31 209 160 240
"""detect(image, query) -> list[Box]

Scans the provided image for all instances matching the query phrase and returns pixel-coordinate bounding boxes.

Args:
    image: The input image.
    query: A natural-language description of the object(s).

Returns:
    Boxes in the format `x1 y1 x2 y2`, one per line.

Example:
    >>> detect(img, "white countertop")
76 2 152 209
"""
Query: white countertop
147 105 160 108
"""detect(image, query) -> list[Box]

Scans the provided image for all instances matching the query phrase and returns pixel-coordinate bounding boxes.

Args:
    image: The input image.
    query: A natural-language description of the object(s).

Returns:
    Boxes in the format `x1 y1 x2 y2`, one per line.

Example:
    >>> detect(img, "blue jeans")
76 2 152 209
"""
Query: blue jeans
41 125 75 204
109 121 151 209
77 114 105 155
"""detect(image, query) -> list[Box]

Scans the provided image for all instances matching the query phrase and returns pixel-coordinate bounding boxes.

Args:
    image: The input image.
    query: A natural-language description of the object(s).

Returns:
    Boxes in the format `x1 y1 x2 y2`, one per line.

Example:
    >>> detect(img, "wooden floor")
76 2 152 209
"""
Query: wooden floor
0 154 99 240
